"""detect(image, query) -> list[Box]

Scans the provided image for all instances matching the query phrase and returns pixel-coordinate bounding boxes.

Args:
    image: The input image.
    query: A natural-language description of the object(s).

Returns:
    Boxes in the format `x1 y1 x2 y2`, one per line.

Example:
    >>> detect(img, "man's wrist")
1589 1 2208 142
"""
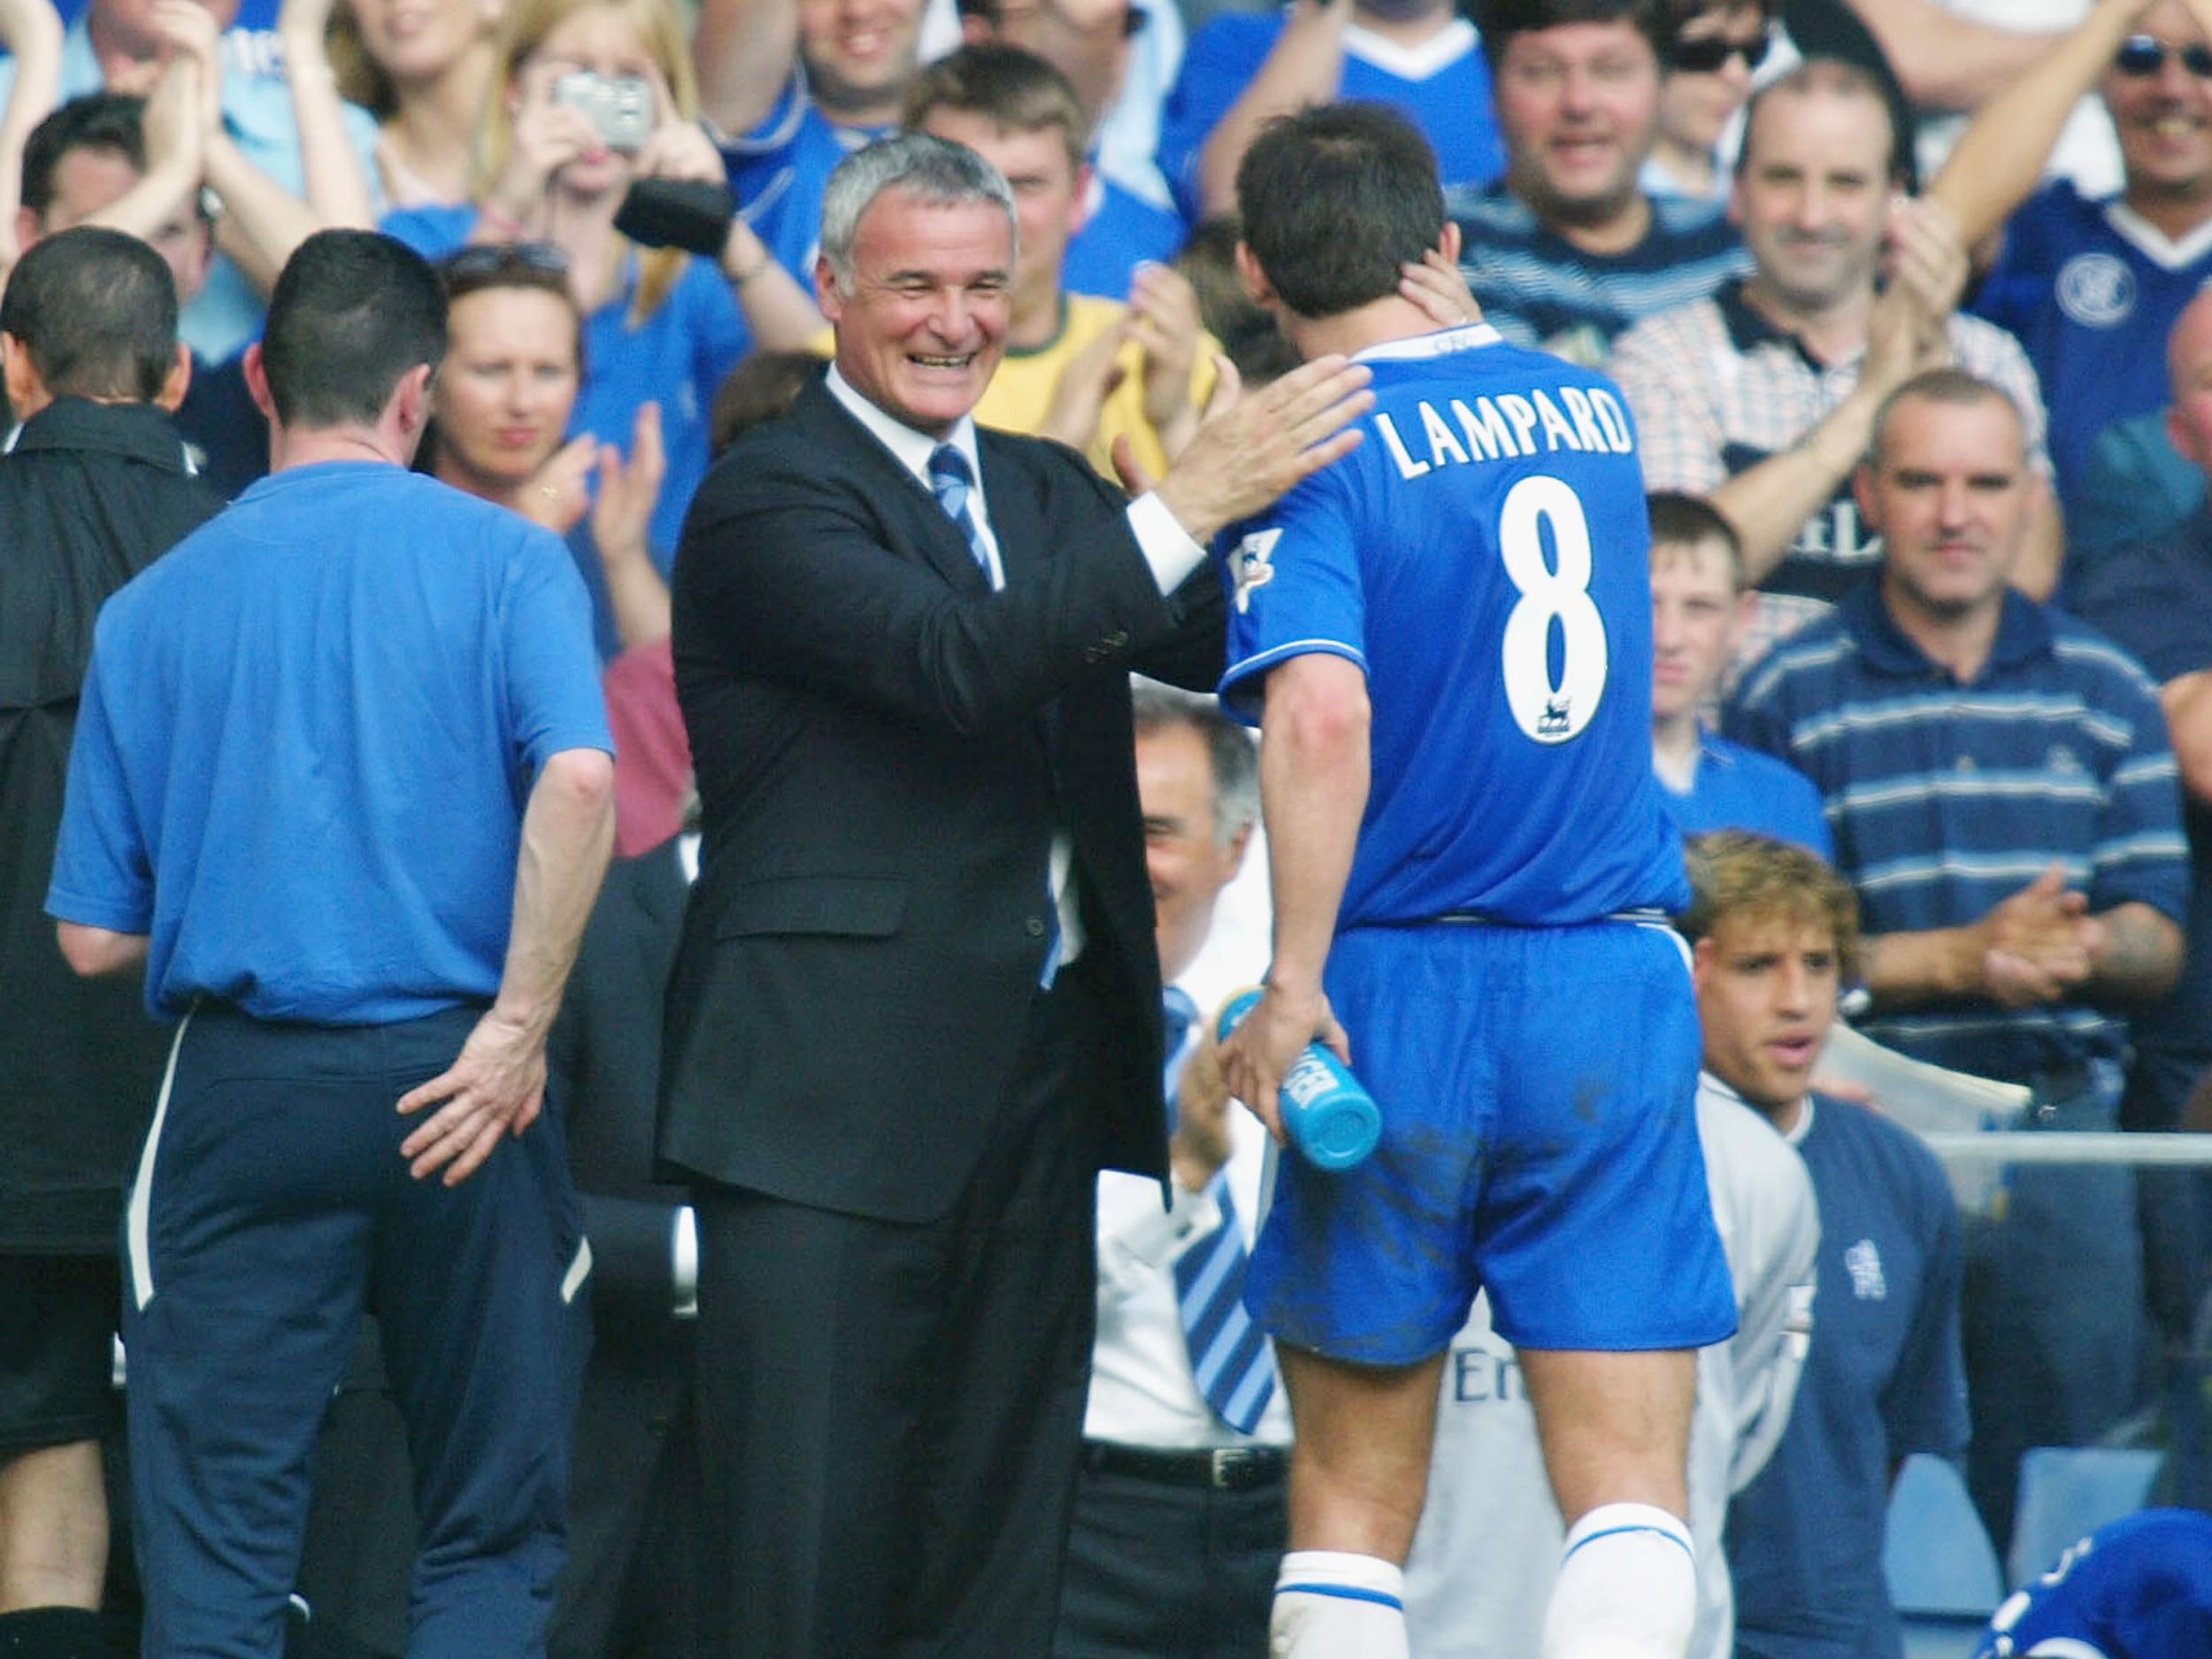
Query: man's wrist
488 994 557 1040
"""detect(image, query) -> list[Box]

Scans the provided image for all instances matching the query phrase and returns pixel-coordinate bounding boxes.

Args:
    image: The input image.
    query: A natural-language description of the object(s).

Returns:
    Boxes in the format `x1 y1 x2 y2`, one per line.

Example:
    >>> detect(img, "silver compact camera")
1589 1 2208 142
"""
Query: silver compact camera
553 71 655 152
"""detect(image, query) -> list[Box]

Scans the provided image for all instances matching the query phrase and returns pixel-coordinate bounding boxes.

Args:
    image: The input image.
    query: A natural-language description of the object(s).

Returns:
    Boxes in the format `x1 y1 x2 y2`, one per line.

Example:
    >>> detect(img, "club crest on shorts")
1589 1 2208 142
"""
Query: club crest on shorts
1233 528 1281 615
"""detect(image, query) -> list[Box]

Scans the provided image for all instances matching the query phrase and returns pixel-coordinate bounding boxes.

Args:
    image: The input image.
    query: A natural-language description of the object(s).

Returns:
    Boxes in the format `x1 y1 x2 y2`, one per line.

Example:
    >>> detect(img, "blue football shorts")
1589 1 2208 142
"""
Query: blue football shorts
1245 917 1737 1366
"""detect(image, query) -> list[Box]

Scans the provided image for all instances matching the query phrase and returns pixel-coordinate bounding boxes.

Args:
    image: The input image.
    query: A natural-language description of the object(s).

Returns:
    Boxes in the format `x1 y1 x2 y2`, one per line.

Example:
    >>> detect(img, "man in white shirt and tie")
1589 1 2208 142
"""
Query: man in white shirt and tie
1056 680 1291 1659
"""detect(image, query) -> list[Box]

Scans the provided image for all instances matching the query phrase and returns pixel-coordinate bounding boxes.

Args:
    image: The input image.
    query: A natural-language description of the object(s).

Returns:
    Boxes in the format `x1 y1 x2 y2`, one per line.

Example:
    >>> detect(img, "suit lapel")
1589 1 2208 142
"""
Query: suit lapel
976 430 1046 592
799 382 995 596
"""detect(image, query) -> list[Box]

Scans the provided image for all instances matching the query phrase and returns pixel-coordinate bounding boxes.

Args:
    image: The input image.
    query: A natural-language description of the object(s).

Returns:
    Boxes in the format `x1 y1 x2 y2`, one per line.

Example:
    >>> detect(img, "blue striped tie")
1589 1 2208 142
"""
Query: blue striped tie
1173 1171 1277 1434
928 443 993 584
932 442 1059 983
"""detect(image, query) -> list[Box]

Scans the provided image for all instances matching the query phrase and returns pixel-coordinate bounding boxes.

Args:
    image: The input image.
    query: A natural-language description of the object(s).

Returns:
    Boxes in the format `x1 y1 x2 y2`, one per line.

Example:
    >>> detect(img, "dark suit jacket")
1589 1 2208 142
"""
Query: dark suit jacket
659 377 1222 1223
0 398 219 1253
549 839 694 1341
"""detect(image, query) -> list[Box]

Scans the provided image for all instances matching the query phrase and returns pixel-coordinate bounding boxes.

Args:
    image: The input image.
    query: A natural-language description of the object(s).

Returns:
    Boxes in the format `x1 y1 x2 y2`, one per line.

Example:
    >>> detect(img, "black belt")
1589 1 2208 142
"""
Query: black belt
1081 1439 1288 1491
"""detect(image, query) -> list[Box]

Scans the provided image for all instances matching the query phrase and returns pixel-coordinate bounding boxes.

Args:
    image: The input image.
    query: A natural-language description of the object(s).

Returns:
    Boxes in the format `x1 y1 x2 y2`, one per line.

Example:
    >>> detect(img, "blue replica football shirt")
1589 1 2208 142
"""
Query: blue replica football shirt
1218 323 1688 926
46 464 612 1025
1662 731 1836 860
1970 180 2212 518
718 73 881 284
1975 1509 2212 1659
1158 13 1504 225
1063 176 1187 299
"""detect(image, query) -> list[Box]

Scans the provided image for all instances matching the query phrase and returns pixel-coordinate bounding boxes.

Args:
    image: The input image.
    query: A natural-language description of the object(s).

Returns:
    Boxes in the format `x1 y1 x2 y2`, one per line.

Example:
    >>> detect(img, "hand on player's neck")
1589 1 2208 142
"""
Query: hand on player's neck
1281 295 1473 364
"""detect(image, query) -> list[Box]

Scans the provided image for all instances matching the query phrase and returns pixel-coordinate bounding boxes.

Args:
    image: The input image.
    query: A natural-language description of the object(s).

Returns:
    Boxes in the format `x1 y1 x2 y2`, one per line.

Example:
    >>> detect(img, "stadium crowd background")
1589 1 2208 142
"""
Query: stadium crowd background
6 0 2212 1654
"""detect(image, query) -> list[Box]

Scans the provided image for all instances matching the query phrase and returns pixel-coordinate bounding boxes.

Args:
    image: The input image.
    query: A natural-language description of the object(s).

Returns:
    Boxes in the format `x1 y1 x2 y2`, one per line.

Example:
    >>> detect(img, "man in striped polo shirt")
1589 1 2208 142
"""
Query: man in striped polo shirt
1725 366 2188 1550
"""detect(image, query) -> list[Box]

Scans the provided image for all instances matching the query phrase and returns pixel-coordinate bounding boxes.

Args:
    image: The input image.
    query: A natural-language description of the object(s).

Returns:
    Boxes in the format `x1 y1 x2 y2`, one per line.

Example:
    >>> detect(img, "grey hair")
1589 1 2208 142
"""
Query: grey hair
818 133 1018 293
1131 679 1260 849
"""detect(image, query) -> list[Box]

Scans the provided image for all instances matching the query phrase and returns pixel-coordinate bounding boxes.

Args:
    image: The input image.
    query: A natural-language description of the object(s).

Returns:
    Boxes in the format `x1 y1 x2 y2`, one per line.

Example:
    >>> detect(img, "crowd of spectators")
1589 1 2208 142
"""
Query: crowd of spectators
9 0 2212 1654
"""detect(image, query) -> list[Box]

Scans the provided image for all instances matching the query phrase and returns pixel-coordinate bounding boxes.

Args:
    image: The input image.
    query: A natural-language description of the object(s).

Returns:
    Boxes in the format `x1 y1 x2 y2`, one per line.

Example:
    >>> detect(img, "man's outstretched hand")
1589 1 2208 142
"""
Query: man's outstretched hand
1128 353 1373 543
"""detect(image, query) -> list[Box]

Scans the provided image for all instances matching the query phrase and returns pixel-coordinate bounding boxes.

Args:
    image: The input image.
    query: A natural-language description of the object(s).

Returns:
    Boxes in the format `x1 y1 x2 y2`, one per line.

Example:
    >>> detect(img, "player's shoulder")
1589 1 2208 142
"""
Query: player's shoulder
1809 1092 1952 1208
1732 611 1860 710
2045 607 2165 698
1367 326 1638 420
1699 1087 1815 1210
1706 734 1824 798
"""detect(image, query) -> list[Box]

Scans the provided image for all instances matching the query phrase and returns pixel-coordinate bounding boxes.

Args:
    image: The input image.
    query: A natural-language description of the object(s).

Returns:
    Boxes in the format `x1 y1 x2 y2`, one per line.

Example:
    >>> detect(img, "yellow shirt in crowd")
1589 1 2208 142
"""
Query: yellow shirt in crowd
811 293 1219 483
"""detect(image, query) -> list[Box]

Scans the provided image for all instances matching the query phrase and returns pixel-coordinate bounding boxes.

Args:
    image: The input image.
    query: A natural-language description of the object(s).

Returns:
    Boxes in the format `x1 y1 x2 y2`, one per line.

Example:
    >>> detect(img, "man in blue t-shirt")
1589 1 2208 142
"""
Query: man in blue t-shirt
44 231 616 1658
1156 0 1504 227
1213 103 1735 1659
1677 831 1970 1659
1976 1509 2212 1659
1647 492 1832 857
1916 0 2212 522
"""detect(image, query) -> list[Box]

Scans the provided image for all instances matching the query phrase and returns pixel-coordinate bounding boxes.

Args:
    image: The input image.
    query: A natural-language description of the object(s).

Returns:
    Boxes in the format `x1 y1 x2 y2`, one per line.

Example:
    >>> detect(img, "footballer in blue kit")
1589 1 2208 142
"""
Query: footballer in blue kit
1222 322 1733 1361
1212 104 1734 1659
1975 1509 2212 1659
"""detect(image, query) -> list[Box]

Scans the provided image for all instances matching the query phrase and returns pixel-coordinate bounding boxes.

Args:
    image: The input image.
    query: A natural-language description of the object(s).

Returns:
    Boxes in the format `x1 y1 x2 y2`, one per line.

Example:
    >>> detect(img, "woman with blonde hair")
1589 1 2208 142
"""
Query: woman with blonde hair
362 0 820 564
305 0 506 211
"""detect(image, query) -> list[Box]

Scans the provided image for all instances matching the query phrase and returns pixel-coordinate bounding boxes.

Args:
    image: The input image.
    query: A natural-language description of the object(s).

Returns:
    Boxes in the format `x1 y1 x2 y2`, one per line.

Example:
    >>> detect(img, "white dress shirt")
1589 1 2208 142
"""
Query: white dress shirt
1085 963 1294 1451
822 365 1206 969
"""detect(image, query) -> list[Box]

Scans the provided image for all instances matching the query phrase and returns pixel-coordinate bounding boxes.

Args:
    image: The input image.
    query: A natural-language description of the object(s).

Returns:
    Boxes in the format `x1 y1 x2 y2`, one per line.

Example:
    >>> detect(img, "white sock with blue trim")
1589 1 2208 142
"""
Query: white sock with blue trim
1271 1549 1408 1659
1540 1502 1697 1659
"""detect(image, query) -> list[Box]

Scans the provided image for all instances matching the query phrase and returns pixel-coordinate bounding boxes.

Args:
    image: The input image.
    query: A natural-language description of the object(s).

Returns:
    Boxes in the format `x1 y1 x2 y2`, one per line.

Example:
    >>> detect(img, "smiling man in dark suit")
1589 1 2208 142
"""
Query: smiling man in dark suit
662 129 1373 1659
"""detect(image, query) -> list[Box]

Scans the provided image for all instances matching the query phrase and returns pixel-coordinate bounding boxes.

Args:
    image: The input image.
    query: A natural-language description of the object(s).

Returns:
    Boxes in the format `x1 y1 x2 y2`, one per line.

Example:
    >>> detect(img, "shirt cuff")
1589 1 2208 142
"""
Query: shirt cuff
1127 490 1205 595
672 1204 698 1320
1096 1174 1217 1293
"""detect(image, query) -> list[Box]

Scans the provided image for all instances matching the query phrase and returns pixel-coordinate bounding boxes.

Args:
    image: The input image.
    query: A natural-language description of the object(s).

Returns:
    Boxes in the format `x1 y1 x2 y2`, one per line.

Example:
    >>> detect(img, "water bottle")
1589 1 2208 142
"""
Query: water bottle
1215 988 1381 1171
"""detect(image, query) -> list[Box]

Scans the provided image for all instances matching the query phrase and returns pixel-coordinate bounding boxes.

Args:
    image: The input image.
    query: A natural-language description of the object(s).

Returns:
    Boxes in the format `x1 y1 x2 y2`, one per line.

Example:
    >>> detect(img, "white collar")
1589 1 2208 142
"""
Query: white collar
1341 14 1478 81
1698 1068 1812 1142
824 363 984 492
1351 321 1503 364
2101 198 2212 271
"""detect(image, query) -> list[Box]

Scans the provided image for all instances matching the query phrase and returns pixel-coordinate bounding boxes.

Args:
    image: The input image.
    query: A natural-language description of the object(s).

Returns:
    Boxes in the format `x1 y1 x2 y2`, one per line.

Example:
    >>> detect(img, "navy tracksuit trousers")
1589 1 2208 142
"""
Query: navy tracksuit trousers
120 1003 590 1659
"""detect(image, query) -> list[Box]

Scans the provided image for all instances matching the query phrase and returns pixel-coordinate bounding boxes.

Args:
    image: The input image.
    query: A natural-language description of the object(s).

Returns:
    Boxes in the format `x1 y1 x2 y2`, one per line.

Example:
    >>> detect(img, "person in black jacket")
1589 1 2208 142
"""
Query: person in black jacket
659 131 1371 1659
0 226 219 1659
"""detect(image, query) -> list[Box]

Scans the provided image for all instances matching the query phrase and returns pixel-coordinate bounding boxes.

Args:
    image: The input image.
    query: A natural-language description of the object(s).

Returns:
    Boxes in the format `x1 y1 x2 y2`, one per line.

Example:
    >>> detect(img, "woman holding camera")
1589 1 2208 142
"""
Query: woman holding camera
371 0 820 573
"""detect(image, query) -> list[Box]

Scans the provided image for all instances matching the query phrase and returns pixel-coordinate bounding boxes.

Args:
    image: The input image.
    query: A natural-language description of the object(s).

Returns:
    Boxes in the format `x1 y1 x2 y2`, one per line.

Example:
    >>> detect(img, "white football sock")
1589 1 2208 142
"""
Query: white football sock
1539 1502 1697 1659
1271 1549 1409 1659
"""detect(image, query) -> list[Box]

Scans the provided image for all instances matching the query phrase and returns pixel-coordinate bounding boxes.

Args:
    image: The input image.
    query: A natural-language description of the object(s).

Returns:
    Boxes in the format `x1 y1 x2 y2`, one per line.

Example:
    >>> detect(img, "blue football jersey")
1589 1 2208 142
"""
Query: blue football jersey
1217 323 1688 927
1970 180 2212 518
1976 1509 2212 1659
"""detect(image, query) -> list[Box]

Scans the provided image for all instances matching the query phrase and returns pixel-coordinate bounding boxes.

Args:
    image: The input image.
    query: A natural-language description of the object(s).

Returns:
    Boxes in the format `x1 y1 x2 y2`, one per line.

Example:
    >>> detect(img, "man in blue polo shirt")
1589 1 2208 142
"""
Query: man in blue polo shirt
45 229 616 1656
1213 103 1734 1659
1726 366 2188 1548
